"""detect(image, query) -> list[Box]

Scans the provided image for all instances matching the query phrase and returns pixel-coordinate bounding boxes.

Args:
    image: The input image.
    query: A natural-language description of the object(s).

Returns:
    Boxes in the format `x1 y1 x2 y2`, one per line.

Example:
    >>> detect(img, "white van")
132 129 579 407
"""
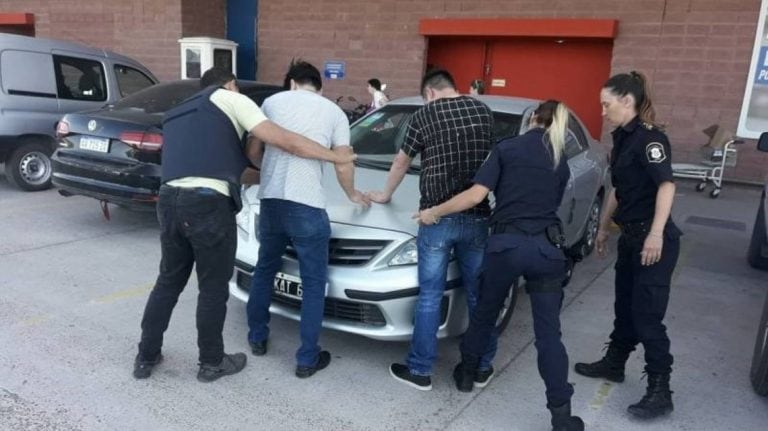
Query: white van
0 33 157 191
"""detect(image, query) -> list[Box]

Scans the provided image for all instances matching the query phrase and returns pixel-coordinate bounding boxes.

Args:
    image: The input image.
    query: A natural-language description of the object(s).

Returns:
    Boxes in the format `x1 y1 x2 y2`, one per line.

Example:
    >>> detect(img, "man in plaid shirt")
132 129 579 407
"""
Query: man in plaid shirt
367 69 498 390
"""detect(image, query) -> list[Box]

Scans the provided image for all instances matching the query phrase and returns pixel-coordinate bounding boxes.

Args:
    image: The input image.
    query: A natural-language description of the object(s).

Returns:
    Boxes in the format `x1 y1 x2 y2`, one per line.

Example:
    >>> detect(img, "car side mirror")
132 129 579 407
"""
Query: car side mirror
758 132 768 152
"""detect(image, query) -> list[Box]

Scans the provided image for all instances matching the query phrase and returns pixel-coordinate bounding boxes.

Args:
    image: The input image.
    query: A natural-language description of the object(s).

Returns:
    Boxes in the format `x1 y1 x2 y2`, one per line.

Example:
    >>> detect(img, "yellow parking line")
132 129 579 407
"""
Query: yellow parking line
19 316 50 326
589 381 614 410
92 283 153 304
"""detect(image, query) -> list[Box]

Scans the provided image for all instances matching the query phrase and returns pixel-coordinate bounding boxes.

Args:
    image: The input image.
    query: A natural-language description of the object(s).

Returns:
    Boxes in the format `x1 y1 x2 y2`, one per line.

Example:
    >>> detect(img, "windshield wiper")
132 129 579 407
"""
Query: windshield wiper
354 159 392 171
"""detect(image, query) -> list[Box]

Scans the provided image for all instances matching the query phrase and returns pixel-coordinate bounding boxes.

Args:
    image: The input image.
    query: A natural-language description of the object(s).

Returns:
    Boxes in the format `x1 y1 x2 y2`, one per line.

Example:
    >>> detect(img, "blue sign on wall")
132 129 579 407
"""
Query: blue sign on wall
755 47 768 85
324 61 346 80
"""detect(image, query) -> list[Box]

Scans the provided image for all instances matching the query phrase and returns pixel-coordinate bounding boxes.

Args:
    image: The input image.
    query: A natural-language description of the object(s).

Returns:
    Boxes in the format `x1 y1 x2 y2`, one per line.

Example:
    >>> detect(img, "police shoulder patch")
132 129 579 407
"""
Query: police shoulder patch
646 142 666 163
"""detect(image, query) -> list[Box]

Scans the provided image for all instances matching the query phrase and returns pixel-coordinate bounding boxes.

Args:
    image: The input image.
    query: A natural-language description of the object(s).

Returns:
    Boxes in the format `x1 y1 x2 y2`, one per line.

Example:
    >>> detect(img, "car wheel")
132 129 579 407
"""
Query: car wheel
748 200 768 270
577 194 603 258
751 288 768 396
494 277 521 334
6 141 53 191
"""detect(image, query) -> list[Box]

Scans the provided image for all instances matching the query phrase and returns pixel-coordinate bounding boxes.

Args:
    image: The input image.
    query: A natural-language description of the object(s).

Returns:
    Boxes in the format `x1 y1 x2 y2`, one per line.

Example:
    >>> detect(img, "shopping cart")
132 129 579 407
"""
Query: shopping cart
671 124 744 198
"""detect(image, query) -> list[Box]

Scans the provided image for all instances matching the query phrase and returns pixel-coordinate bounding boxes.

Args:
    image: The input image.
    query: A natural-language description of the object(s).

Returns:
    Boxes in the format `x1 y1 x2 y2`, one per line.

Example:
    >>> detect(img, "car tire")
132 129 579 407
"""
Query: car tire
494 278 521 334
748 200 768 270
6 141 54 191
576 194 603 258
750 288 768 396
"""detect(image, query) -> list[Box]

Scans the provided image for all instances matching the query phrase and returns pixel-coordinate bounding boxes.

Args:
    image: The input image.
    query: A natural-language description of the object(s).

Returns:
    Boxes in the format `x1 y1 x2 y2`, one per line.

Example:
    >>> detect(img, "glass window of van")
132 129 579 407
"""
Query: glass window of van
114 65 155 97
0 50 57 98
53 55 107 102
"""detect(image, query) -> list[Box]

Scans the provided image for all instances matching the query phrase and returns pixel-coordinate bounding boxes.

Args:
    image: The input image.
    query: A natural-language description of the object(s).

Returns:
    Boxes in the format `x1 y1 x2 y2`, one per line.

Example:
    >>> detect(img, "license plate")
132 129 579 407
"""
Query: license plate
80 136 110 153
272 272 327 300
273 272 303 300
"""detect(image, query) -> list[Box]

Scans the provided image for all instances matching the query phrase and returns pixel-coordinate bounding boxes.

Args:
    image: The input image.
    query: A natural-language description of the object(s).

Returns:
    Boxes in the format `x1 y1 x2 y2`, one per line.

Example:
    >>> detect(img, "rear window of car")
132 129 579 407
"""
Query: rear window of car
112 81 200 113
112 81 281 114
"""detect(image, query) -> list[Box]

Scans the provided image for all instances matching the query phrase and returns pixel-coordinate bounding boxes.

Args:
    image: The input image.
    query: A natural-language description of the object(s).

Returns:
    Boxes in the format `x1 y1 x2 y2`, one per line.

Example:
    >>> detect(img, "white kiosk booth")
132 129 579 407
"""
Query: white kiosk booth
178 37 238 79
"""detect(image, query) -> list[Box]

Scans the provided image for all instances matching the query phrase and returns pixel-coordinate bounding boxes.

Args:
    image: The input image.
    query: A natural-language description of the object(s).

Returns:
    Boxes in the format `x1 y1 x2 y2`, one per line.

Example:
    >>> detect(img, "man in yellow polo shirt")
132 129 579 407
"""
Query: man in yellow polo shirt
133 67 355 383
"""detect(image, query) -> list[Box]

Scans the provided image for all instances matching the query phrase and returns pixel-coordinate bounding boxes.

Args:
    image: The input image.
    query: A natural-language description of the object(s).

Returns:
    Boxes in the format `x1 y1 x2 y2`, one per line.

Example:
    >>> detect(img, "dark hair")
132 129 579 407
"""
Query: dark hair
368 78 383 91
420 68 456 97
282 59 322 91
534 99 569 167
603 71 658 127
470 79 485 95
200 67 236 88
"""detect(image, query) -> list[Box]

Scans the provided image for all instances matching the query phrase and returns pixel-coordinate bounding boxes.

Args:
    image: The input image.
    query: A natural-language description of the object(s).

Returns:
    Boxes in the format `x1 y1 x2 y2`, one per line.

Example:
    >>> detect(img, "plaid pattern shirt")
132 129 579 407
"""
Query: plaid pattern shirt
401 95 494 216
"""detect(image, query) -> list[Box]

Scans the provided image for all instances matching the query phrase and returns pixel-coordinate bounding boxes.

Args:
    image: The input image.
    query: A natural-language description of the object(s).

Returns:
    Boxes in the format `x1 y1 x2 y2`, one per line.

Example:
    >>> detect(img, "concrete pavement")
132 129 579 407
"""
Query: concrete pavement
1 171 767 430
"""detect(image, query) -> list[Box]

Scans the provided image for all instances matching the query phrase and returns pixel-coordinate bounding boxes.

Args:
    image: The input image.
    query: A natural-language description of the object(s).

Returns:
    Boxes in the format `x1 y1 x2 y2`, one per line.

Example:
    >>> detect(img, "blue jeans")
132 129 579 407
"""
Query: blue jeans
246 199 331 367
406 214 497 376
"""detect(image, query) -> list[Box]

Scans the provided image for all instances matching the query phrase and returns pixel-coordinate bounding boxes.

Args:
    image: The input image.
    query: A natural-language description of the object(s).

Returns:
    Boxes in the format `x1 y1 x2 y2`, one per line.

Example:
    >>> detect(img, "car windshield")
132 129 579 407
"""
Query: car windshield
351 104 523 173
111 81 201 114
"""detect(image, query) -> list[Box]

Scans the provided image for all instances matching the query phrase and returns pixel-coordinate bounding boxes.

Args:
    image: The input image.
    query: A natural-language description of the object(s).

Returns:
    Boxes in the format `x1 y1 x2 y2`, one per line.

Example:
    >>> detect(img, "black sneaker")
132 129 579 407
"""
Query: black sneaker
389 363 432 391
249 339 268 356
295 351 331 378
474 366 495 388
197 353 247 383
133 353 163 379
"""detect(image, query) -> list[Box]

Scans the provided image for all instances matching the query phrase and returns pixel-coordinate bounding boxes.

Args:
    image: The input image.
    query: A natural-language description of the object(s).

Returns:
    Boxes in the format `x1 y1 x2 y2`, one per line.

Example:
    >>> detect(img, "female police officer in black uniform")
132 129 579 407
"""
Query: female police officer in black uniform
416 100 583 431
574 71 681 419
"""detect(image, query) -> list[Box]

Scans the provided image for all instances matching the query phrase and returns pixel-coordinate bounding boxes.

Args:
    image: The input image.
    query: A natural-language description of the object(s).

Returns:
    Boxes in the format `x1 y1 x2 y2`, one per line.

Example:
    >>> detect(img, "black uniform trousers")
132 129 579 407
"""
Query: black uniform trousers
138 185 237 365
461 230 574 407
609 223 680 374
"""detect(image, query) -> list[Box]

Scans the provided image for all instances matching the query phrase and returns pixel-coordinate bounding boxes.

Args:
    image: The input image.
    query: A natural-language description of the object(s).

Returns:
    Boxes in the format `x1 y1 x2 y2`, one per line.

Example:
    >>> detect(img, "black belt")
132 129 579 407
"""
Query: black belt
491 223 535 235
617 220 651 237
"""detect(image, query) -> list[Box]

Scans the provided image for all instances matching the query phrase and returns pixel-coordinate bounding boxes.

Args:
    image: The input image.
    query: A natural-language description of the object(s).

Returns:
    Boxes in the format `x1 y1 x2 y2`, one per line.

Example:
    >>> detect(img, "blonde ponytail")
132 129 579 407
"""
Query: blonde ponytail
545 102 569 168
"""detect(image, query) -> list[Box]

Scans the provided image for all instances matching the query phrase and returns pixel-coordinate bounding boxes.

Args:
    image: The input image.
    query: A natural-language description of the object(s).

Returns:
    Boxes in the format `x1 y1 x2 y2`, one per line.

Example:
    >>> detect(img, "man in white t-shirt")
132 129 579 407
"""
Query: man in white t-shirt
246 60 369 378
134 67 355 383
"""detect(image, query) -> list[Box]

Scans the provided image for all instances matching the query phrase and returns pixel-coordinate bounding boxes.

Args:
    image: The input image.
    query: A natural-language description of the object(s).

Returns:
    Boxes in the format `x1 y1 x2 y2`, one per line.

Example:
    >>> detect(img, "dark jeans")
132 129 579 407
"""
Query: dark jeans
137 185 236 365
247 199 331 367
461 232 574 407
609 225 681 374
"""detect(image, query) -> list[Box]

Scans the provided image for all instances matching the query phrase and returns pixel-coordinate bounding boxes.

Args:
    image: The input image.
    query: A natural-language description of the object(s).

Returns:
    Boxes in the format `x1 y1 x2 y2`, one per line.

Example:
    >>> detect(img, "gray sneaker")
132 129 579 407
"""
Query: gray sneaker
197 353 247 383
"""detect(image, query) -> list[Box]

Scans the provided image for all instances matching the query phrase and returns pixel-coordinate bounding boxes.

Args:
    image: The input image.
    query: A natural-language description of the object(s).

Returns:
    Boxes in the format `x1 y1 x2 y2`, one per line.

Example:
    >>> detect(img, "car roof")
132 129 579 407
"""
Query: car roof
1 33 140 65
135 79 282 92
390 95 540 115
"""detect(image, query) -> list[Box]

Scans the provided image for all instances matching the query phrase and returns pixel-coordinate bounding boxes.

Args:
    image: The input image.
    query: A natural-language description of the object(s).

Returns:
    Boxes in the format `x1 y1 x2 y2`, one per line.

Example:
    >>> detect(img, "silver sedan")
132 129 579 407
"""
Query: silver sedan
229 95 610 341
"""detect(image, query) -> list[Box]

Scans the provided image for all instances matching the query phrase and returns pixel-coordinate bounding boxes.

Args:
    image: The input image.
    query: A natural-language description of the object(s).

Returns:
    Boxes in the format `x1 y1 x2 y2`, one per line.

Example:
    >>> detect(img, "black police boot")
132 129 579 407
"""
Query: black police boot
548 401 584 431
627 372 674 419
574 344 629 382
452 362 475 393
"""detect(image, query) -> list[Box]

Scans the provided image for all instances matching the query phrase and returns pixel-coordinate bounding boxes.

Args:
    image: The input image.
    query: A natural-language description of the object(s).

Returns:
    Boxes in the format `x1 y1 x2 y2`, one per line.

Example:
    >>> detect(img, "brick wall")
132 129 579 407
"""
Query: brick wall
257 0 768 182
181 0 225 39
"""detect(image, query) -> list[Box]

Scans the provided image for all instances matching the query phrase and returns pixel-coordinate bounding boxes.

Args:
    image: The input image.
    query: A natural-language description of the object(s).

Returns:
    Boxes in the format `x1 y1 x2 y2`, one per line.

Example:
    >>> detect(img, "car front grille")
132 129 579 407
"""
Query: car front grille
236 271 387 327
284 238 391 265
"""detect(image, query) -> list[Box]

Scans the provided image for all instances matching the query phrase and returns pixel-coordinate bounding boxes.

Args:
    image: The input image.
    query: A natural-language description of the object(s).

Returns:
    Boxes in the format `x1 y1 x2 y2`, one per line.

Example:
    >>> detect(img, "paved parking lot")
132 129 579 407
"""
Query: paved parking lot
1 167 767 430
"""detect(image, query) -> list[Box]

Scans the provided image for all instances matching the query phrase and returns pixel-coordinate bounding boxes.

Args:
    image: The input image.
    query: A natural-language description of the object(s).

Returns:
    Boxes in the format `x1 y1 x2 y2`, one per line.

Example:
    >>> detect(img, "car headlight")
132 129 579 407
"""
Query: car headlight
388 238 418 266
